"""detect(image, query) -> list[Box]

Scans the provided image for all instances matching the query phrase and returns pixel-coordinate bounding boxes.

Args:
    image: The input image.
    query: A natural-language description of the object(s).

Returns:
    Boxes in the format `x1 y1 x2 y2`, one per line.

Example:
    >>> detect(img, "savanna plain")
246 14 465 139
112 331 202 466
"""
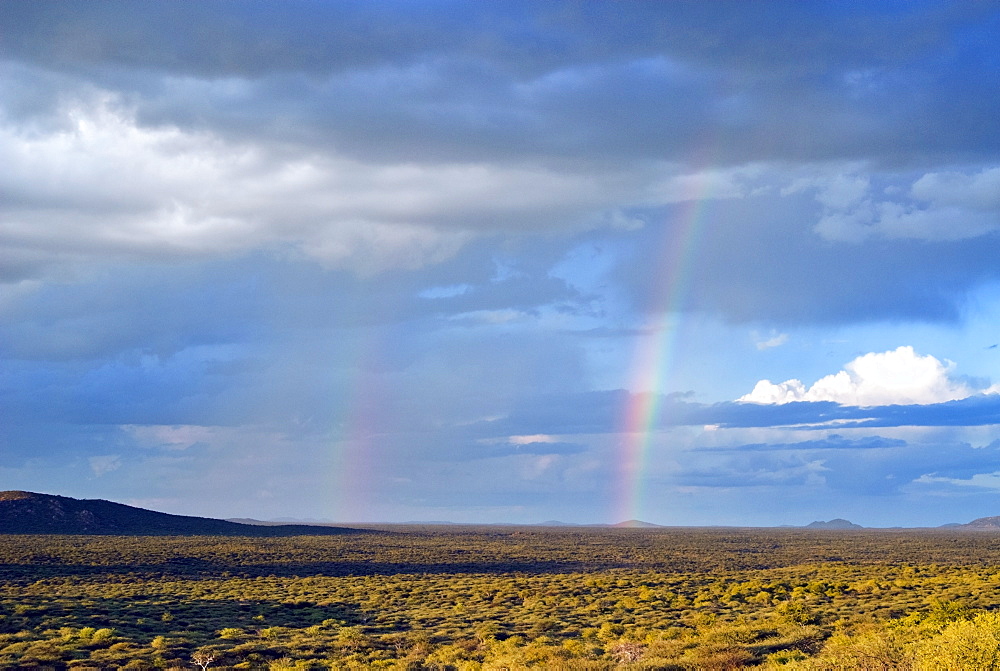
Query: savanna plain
4 527 1000 669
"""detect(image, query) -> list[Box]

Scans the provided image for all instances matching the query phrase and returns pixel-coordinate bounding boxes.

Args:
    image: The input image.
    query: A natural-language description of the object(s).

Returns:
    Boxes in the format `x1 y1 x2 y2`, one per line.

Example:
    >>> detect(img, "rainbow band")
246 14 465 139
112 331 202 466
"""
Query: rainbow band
616 187 712 523
328 330 385 524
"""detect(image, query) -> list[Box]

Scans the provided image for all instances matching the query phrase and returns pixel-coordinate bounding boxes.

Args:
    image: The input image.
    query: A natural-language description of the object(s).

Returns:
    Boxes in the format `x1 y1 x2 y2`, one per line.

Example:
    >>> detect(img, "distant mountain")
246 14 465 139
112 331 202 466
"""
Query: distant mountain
224 518 288 526
612 519 664 528
950 515 1000 530
805 518 864 530
225 517 268 525
0 491 366 536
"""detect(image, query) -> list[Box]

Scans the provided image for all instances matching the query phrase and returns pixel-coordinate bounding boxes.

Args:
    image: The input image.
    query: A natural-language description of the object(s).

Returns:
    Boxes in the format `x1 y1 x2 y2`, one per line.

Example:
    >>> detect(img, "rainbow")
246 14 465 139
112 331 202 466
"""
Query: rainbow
615 172 716 523
326 330 385 524
330 397 378 524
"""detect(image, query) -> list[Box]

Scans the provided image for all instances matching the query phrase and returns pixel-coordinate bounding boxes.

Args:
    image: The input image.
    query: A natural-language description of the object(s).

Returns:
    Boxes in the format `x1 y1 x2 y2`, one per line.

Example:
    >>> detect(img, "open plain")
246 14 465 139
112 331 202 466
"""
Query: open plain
3 527 1000 668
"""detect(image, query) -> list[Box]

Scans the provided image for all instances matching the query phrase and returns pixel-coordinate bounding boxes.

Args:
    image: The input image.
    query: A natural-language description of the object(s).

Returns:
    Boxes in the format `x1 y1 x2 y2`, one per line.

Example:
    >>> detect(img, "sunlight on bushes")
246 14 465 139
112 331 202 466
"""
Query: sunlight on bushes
2 529 1000 668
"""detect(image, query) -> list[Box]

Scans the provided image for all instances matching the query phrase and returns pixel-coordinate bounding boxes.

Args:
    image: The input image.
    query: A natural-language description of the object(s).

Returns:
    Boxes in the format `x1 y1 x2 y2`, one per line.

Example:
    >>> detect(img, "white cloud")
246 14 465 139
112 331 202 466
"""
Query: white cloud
811 166 1000 243
642 163 765 203
88 454 122 476
0 91 794 279
509 434 559 445
0 95 612 275
122 424 221 450
911 167 1000 210
418 284 473 299
450 308 530 324
871 202 997 241
914 471 1000 491
738 346 973 406
740 378 808 404
752 330 789 350
814 173 870 210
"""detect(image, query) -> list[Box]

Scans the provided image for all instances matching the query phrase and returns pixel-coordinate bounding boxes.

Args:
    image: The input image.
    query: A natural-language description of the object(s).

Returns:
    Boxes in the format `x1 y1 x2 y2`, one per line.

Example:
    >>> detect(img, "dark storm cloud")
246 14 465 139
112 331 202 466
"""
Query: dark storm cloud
4 1 998 165
4 1 999 316
701 435 908 452
5 1 922 78
473 390 1000 438
816 440 1000 496
833 396 1000 430
660 439 1000 497
696 396 1000 430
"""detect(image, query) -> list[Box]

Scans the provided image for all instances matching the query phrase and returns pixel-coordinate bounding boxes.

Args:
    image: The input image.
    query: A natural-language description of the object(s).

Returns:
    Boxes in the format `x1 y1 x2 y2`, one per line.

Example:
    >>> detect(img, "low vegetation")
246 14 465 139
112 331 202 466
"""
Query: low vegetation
3 527 1000 668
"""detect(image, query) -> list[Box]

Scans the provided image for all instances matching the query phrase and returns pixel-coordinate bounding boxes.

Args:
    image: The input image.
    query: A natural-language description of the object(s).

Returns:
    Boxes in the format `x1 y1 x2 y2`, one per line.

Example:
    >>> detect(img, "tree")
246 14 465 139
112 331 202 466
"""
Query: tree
192 650 216 670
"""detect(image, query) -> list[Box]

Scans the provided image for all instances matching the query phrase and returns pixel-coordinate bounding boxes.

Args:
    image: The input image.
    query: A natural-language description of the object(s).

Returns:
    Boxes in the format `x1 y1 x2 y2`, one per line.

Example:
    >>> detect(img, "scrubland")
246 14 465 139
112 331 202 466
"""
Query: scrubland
3 527 1000 668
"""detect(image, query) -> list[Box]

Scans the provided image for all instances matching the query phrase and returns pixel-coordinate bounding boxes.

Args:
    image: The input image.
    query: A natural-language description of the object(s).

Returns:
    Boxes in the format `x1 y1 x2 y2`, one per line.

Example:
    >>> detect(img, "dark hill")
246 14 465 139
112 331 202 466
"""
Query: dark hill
0 491 366 536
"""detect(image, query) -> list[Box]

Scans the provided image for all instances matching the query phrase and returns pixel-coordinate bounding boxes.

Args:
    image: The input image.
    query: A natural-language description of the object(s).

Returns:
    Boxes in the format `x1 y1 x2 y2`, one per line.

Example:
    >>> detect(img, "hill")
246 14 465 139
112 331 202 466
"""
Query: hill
805 518 864 530
0 491 366 536
951 515 1000 530
612 519 664 528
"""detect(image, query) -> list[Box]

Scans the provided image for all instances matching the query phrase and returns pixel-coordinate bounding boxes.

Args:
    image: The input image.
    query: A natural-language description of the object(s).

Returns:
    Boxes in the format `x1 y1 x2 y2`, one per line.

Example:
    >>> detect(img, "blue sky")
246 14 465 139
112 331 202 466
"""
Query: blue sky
3 1 1000 526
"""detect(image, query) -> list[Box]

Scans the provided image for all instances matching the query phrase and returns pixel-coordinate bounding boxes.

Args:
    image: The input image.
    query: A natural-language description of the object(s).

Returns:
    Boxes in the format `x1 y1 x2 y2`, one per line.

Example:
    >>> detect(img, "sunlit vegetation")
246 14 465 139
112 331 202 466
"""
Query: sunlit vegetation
4 527 1000 668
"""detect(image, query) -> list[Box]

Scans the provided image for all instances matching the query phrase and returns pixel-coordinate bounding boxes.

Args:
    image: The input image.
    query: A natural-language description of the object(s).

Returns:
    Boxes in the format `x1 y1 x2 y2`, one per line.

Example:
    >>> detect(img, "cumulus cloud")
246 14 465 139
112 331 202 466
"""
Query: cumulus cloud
739 346 973 406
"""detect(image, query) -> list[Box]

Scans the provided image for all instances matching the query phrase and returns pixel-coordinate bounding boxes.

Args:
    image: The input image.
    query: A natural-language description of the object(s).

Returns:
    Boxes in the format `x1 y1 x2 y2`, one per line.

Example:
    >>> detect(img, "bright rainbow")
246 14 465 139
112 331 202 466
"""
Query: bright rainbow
615 171 716 523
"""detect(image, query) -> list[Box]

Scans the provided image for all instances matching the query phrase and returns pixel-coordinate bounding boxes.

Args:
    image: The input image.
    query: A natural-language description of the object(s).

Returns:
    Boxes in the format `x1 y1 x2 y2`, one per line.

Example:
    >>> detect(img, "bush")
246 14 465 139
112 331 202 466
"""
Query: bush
914 611 1000 670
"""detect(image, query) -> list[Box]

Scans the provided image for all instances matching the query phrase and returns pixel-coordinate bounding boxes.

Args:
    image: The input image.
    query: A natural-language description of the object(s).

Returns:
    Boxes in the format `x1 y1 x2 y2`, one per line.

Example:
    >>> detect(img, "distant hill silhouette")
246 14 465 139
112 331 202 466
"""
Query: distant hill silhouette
805 518 864 530
0 491 366 536
949 515 1000 530
612 519 664 528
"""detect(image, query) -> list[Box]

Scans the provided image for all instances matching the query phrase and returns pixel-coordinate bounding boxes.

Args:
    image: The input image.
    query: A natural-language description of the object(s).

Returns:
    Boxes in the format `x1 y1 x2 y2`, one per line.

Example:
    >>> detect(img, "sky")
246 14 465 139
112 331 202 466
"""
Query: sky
3 1 1000 527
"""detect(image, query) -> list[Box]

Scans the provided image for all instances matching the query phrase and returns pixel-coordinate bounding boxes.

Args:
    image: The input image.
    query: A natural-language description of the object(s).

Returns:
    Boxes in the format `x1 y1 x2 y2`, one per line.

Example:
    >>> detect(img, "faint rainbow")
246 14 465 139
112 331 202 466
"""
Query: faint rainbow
327 331 384 524
615 166 716 524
